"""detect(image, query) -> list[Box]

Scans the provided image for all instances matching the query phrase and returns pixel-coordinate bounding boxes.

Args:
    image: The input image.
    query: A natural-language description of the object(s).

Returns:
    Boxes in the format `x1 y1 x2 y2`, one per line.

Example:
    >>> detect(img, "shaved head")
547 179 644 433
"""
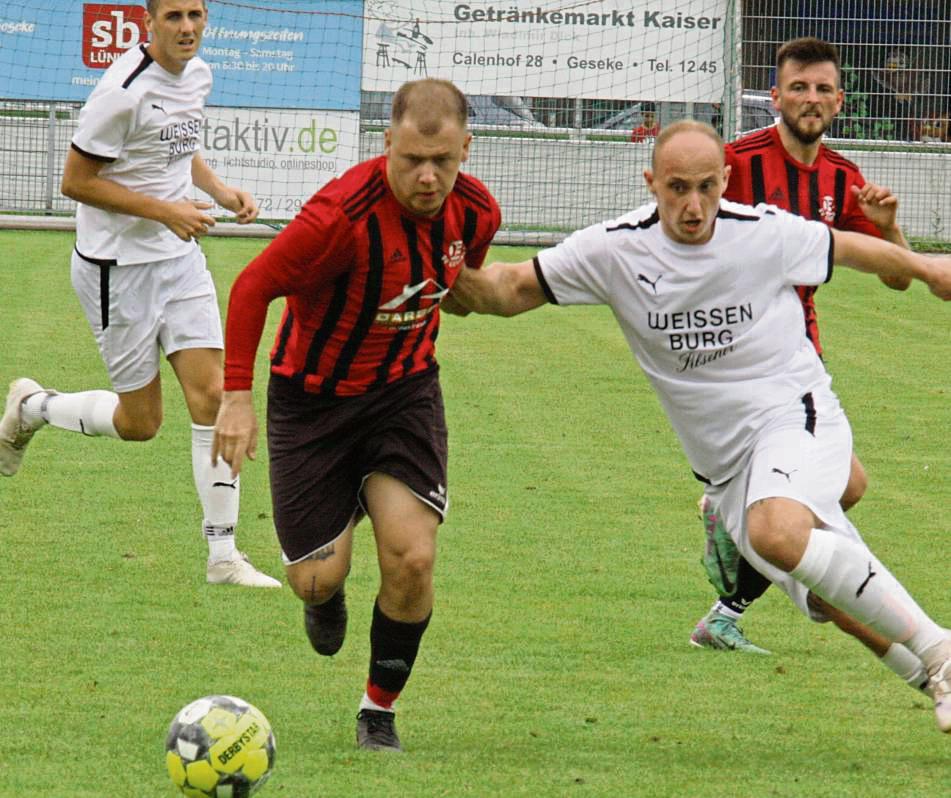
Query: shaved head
651 120 724 171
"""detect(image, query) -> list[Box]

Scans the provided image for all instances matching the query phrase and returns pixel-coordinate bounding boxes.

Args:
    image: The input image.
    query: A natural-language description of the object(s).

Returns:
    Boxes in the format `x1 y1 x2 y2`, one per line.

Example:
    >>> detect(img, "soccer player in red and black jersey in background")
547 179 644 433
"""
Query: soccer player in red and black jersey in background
212 78 501 752
689 39 931 692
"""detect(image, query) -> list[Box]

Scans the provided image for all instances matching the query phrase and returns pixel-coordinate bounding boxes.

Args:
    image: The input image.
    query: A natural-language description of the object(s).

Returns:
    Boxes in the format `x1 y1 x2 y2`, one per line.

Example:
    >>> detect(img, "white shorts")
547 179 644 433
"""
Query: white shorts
705 388 868 621
71 247 222 393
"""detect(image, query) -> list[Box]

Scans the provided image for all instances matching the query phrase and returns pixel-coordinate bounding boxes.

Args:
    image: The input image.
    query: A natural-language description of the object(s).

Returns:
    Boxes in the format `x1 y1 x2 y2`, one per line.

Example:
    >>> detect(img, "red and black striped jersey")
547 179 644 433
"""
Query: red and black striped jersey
224 155 501 396
724 125 881 354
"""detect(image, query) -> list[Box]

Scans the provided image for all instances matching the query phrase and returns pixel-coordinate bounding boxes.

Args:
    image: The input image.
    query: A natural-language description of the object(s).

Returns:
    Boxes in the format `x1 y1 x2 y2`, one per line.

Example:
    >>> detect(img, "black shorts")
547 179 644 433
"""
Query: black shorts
267 367 448 563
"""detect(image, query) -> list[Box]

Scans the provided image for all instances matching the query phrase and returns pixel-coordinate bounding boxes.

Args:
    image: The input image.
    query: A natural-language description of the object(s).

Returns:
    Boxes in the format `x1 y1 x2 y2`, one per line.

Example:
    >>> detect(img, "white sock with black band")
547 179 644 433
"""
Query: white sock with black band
790 527 947 669
191 423 239 563
22 389 120 438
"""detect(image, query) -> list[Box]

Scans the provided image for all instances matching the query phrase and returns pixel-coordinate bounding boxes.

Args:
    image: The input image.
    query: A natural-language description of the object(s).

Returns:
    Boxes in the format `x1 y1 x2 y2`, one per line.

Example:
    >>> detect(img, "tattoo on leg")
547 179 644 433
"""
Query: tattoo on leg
305 542 336 562
304 576 321 604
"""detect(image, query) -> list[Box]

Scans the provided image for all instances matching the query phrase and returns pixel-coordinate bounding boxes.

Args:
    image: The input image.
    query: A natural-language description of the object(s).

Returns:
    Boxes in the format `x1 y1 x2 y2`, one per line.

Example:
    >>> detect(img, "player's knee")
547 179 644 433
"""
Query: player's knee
746 498 813 571
287 572 342 605
115 410 162 441
294 581 340 605
201 379 223 408
747 521 787 567
187 382 223 425
285 559 347 604
401 545 435 583
840 464 868 511
382 543 435 595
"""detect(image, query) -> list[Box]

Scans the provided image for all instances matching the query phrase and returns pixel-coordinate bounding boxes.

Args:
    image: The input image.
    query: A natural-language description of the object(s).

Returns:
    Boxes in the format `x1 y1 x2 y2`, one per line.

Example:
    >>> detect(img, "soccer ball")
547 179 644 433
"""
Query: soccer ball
165 695 276 797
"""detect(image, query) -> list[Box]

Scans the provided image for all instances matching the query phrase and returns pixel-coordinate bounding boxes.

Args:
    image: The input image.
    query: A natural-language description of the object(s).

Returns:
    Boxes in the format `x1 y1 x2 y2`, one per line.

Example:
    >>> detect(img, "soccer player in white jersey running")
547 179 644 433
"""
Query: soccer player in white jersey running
0 0 280 588
444 120 951 734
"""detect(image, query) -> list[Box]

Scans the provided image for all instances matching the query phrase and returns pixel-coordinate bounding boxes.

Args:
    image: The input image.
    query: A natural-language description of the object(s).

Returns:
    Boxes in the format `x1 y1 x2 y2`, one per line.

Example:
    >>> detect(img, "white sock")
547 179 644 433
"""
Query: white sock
23 390 119 438
790 527 947 664
881 644 932 694
359 692 395 713
192 423 239 563
713 601 742 621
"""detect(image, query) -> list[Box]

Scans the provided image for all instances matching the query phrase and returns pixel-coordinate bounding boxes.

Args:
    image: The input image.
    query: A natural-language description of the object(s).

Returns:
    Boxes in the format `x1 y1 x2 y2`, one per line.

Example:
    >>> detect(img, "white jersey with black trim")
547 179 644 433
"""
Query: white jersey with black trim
536 199 836 485
71 44 211 266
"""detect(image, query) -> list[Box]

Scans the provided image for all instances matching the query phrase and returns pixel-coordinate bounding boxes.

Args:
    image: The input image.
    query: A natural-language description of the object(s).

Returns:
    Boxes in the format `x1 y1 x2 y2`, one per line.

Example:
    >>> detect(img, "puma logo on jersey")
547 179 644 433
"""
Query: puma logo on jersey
637 273 662 294
151 103 168 114
770 467 798 481
856 561 877 597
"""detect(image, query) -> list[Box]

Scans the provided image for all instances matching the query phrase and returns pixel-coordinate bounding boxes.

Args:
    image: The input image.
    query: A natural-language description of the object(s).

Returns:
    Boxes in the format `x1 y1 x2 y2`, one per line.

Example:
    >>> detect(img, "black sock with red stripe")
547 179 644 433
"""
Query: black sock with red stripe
366 600 431 709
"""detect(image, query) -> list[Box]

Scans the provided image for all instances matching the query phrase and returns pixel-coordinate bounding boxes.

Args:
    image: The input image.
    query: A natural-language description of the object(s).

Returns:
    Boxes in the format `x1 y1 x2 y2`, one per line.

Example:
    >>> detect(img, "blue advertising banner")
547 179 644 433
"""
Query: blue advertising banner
0 0 363 109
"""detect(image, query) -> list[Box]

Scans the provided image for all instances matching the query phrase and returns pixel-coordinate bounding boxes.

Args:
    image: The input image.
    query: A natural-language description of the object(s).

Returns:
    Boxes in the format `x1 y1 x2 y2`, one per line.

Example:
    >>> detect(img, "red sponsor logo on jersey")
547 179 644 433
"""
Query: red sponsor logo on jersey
82 4 147 69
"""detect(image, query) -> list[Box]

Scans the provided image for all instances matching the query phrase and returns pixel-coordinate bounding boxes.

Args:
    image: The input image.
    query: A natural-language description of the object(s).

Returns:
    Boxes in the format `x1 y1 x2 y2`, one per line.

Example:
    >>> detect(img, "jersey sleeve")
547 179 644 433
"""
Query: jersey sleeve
223 193 354 391
71 86 135 162
250 193 354 295
775 210 834 287
535 223 612 305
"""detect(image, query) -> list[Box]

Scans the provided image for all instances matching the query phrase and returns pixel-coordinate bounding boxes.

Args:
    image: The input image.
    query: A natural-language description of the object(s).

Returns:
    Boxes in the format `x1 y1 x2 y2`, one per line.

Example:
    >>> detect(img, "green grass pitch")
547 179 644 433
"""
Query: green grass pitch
0 230 949 797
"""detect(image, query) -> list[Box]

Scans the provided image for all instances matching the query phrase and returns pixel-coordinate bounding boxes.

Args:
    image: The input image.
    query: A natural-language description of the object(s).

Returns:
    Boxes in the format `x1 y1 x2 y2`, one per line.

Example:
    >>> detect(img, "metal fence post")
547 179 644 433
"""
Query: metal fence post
46 102 57 214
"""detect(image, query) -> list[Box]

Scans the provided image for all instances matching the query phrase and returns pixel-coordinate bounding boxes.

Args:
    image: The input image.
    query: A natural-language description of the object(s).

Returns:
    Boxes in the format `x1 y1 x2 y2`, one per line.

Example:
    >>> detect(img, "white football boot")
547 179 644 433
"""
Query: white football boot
206 551 282 588
0 378 48 477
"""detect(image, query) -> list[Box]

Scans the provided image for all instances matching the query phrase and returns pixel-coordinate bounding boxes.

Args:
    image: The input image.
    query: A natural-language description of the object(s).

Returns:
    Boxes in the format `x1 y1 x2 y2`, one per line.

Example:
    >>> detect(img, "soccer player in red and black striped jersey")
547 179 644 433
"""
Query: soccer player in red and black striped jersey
690 39 929 692
213 79 501 752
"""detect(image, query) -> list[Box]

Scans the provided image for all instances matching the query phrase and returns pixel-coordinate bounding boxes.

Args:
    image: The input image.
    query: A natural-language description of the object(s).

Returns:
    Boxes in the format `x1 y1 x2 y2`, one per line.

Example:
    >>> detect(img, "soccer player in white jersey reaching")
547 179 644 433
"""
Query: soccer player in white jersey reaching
445 120 951 733
0 0 279 588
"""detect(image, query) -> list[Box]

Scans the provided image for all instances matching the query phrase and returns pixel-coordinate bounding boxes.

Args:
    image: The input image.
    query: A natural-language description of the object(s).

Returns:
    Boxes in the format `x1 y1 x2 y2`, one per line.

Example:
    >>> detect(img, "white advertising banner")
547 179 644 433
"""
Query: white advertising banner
363 0 728 101
199 108 361 219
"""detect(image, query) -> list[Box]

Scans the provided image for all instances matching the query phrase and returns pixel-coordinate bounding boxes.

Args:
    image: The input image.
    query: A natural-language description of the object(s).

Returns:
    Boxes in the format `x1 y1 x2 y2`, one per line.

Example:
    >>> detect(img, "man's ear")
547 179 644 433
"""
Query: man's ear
644 169 655 195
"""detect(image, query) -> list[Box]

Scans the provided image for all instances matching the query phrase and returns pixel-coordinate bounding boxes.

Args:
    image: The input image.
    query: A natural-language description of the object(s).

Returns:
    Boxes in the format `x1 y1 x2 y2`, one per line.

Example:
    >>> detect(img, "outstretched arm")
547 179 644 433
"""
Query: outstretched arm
851 182 911 291
831 229 951 300
447 259 549 316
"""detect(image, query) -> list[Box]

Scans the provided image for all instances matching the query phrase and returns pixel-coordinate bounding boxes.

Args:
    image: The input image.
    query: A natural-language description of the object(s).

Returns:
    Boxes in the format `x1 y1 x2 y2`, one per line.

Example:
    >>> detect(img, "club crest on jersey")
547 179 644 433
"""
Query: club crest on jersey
375 278 449 329
442 240 466 269
819 195 835 224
